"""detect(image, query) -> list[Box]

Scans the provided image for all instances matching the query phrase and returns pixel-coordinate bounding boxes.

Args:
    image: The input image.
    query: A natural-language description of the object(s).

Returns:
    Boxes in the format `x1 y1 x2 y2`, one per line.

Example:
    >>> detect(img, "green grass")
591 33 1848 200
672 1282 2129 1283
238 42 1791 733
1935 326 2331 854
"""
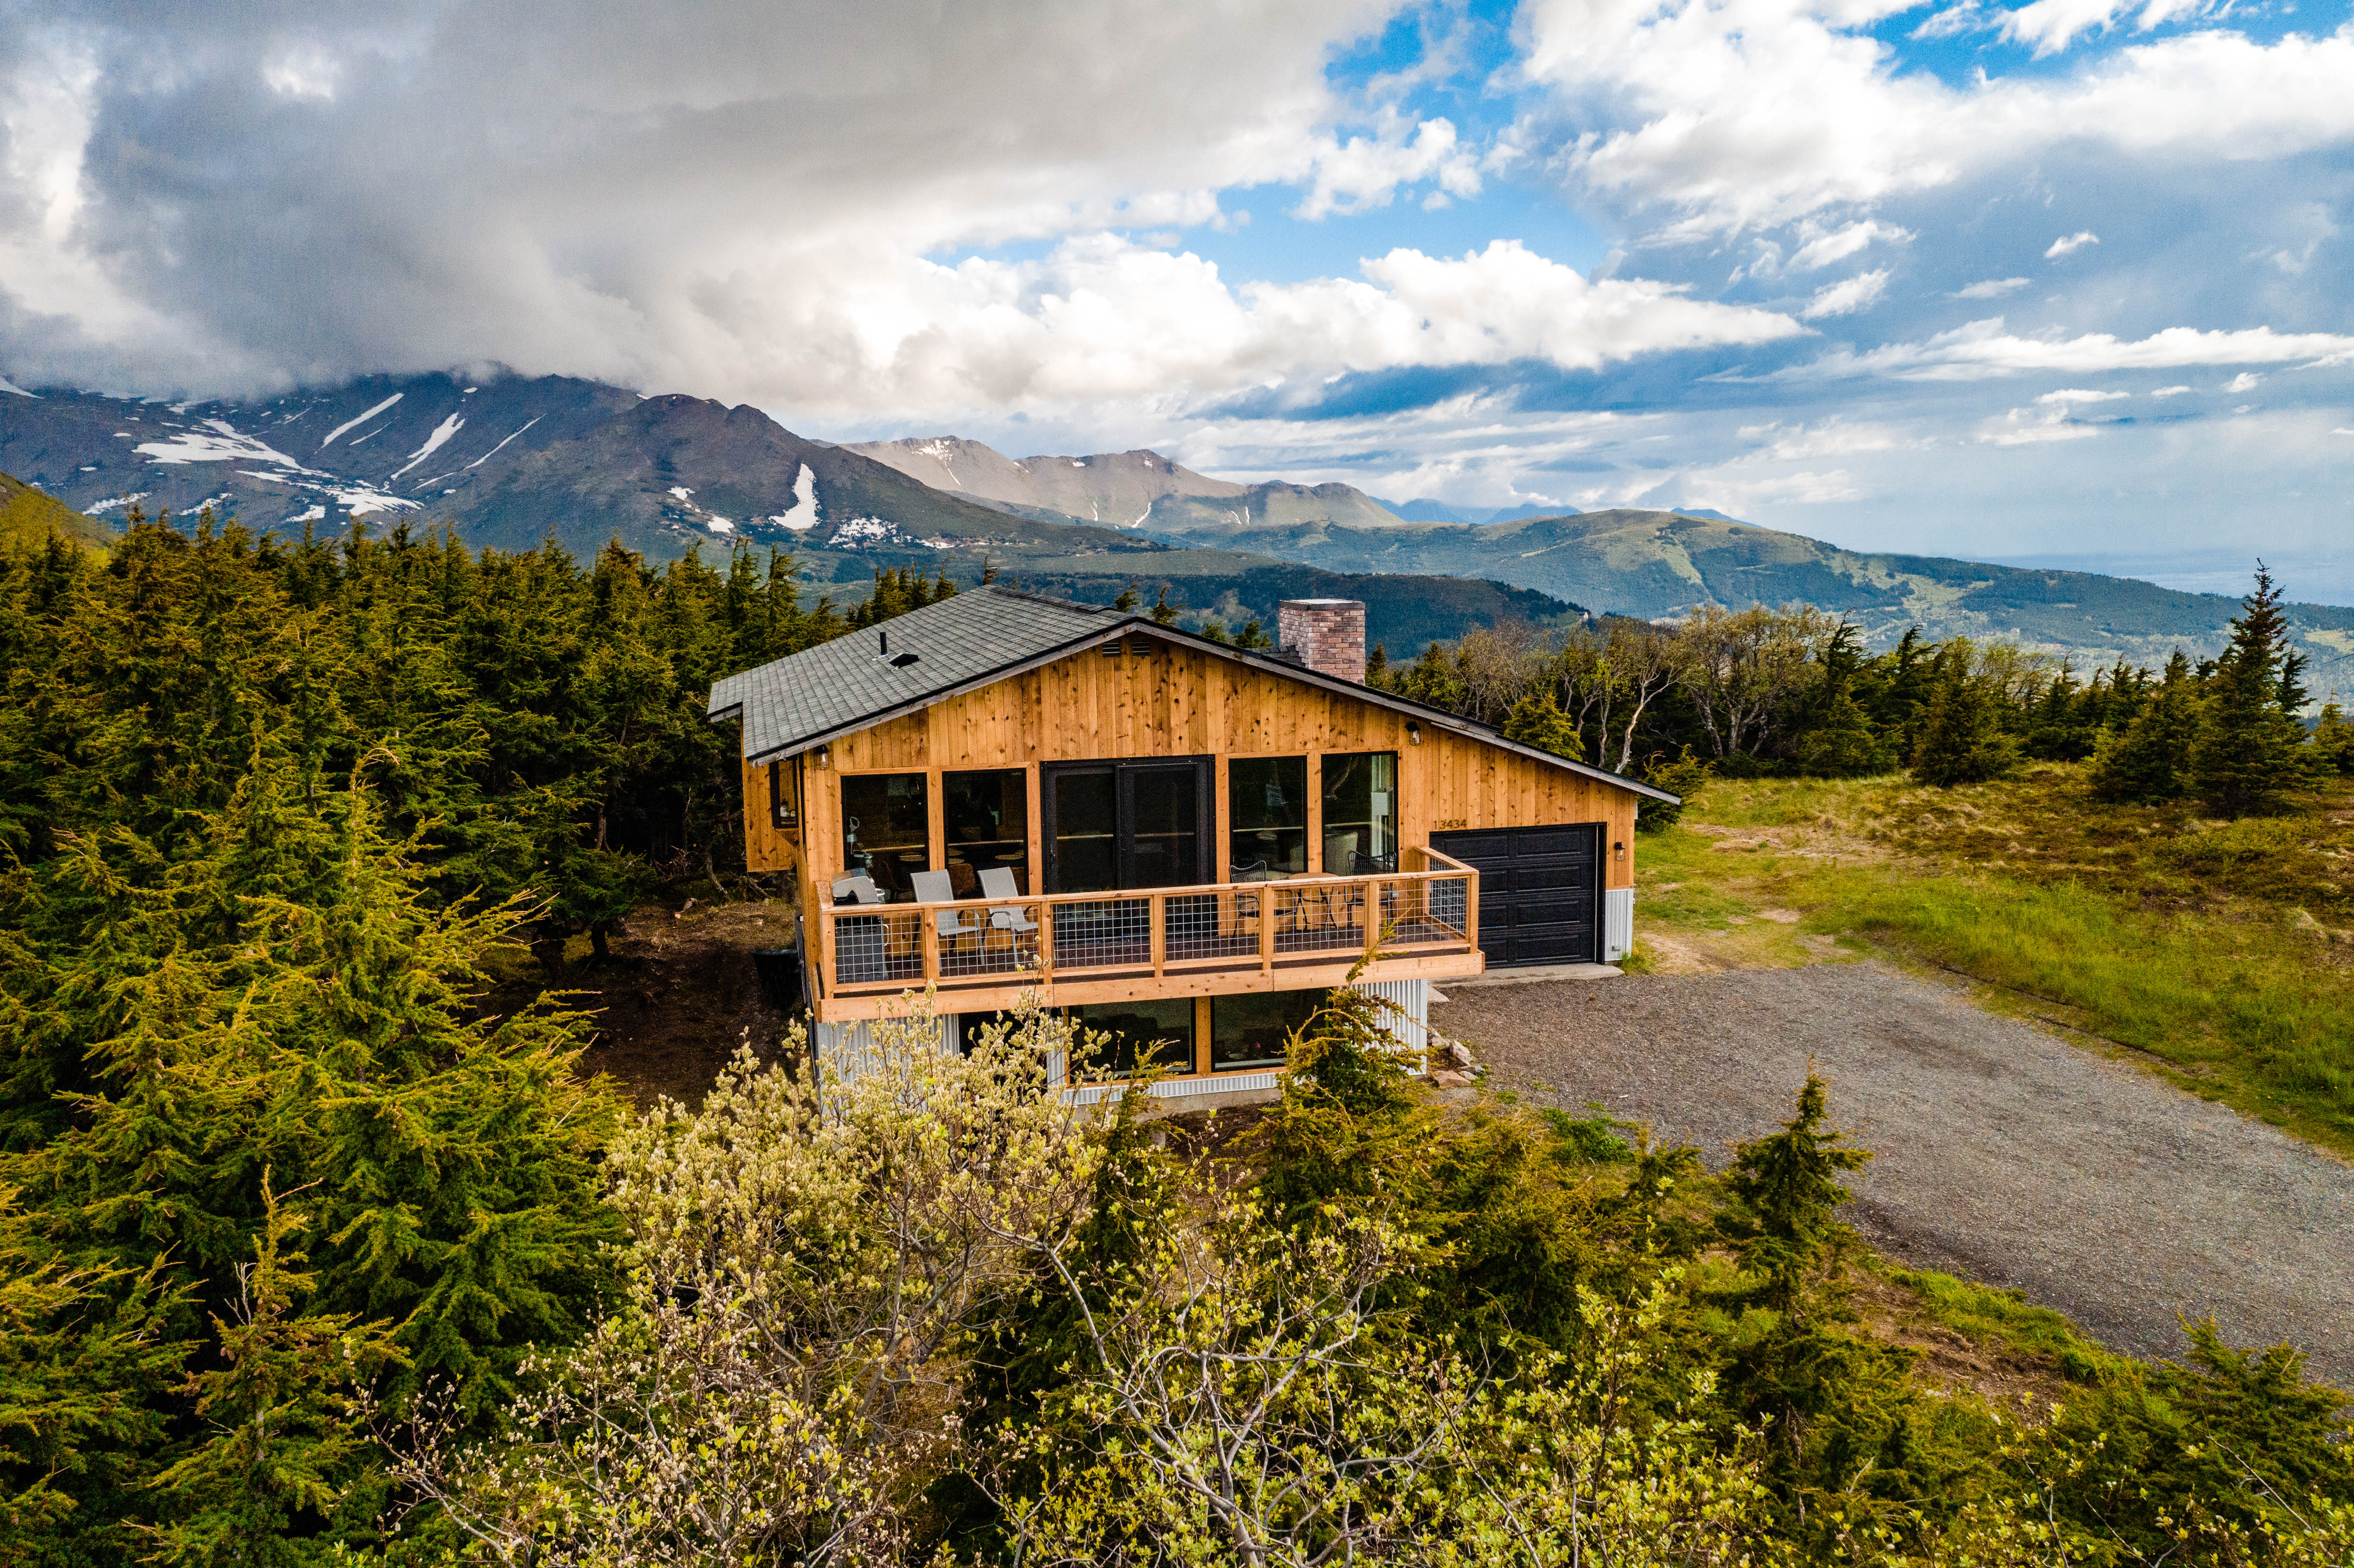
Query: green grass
1874 1262 2119 1384
1785 861 2354 1154
1638 767 2354 1160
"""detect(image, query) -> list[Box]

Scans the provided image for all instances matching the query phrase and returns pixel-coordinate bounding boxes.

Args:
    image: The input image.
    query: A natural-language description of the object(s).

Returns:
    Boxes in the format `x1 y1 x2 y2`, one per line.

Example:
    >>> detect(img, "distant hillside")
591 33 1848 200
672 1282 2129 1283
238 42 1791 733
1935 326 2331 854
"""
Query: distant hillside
0 373 1570 650
1003 555 1587 653
0 470 112 553
846 435 1406 534
1118 504 2354 684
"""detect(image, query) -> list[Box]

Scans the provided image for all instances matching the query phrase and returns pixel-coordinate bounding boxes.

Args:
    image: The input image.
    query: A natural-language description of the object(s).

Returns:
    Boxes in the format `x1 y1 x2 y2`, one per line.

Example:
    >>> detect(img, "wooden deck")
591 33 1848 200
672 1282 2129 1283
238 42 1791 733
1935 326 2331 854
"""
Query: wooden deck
810 847 1481 1020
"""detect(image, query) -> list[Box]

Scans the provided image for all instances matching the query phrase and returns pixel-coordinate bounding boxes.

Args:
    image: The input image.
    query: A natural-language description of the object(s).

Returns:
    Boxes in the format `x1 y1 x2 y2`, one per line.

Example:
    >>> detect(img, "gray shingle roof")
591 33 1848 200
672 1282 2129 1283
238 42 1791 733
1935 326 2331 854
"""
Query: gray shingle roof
706 584 1679 804
707 586 1122 763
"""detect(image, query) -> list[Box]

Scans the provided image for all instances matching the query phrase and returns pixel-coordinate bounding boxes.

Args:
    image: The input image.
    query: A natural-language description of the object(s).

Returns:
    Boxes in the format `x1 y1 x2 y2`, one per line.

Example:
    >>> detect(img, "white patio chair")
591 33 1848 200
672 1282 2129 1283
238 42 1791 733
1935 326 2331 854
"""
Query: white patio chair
978 866 1040 935
831 873 884 905
911 869 983 947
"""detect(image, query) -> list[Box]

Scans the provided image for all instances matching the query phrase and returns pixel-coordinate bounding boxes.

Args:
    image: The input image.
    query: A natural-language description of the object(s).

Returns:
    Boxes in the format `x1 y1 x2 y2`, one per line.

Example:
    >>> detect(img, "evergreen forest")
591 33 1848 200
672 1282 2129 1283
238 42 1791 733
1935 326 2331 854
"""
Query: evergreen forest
0 513 2346 1565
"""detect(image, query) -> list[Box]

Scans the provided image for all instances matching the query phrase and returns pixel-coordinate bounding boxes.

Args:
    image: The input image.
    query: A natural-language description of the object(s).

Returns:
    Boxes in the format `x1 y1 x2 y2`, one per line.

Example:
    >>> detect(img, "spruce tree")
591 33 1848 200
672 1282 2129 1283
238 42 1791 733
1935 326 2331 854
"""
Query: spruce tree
1798 683 1886 776
2089 652 2199 802
1909 654 2017 787
2314 699 2354 776
2190 566 2306 816
1502 689 1581 759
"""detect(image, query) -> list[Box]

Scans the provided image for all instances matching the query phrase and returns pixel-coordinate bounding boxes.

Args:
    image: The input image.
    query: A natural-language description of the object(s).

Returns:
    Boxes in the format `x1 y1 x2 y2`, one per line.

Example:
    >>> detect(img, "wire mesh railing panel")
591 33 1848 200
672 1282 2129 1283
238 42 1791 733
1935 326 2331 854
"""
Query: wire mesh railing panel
1046 897 1151 972
938 900 1041 979
1163 891 1257 962
1422 874 1470 940
831 910 925 988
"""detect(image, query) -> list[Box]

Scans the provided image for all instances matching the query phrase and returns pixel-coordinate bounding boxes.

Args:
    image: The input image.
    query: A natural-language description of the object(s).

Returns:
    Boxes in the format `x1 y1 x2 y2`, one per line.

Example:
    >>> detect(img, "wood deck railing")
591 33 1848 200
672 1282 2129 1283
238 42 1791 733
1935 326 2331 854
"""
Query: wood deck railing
813 846 1479 1004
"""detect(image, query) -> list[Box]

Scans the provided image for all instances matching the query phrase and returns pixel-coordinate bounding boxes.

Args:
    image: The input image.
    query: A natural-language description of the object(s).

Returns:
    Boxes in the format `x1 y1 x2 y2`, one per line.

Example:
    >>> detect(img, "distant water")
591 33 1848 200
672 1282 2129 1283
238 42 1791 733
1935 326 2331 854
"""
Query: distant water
1983 552 2354 610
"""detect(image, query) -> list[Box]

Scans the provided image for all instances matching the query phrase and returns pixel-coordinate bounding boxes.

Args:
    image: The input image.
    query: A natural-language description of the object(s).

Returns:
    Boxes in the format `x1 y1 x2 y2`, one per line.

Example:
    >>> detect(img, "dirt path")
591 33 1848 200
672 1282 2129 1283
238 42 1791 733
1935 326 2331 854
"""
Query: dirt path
1432 962 2354 1387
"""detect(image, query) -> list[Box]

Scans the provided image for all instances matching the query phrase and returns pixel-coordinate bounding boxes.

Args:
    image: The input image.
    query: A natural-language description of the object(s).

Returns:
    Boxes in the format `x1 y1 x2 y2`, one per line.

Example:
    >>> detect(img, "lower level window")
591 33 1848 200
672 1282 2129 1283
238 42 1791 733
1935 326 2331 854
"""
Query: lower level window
1211 989 1323 1071
957 1010 1018 1057
1070 999 1196 1079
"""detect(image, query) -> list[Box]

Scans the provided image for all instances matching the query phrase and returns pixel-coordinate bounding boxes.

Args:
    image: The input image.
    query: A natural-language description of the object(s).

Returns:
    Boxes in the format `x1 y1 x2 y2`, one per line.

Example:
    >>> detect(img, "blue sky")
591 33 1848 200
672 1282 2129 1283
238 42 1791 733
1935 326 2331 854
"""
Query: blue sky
3 0 2350 594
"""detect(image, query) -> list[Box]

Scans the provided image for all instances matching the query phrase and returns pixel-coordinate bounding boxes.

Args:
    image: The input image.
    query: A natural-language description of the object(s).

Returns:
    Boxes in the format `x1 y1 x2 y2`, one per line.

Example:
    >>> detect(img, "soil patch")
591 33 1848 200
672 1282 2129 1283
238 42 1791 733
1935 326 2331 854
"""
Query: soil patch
478 889 802 1108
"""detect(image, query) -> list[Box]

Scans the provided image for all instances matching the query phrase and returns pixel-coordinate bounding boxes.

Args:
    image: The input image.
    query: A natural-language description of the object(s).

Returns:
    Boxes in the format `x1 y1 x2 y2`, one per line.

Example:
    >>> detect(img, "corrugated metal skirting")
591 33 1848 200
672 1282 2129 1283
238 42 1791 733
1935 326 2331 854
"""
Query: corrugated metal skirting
1603 888 1635 963
811 1014 956 1084
819 982 1429 1093
1352 978 1431 1055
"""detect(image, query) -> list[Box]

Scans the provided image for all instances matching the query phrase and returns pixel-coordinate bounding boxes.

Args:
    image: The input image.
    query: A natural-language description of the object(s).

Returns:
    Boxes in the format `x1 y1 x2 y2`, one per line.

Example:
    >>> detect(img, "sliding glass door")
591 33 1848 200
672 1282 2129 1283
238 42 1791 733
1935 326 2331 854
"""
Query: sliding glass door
1042 758 1212 893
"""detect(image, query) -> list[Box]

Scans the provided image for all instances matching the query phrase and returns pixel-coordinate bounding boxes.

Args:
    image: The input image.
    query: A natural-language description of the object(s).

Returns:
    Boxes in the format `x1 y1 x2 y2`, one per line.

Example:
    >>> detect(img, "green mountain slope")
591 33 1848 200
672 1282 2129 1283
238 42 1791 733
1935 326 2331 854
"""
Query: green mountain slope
1133 505 2354 683
0 470 114 553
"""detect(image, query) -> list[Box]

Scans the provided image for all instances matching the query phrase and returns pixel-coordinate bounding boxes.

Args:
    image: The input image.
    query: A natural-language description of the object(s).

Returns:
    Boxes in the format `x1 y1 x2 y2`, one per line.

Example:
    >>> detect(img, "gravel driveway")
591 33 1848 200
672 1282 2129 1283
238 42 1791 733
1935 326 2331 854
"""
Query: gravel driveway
1431 961 2354 1387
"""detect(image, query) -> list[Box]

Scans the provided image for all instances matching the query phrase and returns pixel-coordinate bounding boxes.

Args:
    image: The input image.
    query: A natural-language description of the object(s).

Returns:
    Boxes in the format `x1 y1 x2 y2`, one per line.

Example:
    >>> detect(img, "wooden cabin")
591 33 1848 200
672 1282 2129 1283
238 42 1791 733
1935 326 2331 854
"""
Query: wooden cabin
707 588 1674 1101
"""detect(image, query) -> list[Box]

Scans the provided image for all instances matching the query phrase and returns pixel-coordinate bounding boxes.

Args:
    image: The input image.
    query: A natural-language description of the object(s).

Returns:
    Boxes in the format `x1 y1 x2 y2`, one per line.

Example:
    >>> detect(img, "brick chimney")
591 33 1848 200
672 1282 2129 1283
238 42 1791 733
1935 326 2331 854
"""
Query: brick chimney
1278 598 1367 684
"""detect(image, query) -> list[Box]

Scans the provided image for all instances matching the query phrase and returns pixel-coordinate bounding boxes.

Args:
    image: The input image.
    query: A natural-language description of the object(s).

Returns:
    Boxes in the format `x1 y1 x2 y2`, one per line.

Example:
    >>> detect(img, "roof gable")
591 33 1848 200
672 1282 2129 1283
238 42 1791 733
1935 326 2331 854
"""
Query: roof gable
707 585 1679 804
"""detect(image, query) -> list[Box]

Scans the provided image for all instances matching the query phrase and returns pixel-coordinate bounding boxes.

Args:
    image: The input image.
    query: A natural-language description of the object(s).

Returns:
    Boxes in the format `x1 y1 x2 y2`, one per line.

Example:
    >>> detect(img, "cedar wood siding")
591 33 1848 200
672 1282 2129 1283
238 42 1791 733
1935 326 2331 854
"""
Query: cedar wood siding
741 637 1640 902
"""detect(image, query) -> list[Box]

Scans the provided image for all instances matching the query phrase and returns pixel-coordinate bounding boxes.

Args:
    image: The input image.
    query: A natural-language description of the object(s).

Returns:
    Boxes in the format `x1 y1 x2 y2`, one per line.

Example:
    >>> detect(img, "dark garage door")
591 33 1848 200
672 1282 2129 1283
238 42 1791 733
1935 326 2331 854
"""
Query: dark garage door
1431 824 1600 968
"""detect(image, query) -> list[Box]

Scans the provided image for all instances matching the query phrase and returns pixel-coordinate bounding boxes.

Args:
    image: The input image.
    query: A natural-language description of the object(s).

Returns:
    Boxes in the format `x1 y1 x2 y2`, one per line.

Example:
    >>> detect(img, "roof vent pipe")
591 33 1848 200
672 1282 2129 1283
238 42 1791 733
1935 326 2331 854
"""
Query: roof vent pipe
879 631 887 656
1277 598 1367 684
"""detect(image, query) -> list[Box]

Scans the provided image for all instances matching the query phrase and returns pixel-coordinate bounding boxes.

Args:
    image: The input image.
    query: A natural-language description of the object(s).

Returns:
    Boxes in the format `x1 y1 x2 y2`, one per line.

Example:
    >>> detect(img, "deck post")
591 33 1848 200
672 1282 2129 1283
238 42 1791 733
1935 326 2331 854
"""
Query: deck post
1258 887 1276 973
1149 891 1166 977
920 909 940 983
1038 901 1055 983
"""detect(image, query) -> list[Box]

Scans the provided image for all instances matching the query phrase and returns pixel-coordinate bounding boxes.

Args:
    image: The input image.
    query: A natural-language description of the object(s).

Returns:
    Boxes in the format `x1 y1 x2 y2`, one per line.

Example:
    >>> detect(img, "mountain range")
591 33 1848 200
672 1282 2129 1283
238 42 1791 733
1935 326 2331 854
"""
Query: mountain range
5 369 2351 687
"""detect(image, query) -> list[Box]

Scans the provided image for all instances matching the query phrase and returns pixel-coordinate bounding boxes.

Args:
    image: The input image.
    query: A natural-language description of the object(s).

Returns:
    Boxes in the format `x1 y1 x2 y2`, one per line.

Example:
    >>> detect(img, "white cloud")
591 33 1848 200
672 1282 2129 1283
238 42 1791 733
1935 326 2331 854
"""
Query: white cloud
1789 218 1911 271
1801 268 1890 318
2045 230 2101 259
1518 3 2354 236
2222 371 2264 392
1954 277 2030 299
2001 0 2126 56
1731 416 1917 460
1680 467 1863 508
2151 384 2193 396
1292 115 1483 221
2036 387 2130 403
1979 404 2105 445
1778 317 2354 381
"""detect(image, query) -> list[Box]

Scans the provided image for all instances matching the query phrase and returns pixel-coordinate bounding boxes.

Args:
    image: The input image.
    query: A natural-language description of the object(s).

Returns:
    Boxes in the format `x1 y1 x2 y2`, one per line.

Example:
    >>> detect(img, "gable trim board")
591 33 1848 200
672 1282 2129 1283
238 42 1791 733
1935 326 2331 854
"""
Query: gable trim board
708 585 1680 807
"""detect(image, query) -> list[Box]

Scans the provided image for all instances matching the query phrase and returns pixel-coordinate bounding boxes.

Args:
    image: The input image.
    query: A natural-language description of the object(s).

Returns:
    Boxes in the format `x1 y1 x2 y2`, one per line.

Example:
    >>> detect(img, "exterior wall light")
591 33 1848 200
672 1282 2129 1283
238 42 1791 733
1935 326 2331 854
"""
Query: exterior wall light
1406 721 1422 745
1614 840 1626 862
814 744 831 768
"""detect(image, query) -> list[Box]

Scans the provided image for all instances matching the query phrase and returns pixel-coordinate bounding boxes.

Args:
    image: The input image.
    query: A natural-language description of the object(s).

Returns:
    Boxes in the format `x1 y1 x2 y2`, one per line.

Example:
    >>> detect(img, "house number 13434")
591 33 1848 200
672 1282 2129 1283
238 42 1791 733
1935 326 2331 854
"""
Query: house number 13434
1434 818 1468 829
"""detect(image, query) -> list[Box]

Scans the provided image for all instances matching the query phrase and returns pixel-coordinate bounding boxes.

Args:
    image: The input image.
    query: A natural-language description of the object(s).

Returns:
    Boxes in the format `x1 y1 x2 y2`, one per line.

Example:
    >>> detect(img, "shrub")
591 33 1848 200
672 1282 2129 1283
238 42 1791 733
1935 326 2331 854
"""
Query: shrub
1638 745 1713 833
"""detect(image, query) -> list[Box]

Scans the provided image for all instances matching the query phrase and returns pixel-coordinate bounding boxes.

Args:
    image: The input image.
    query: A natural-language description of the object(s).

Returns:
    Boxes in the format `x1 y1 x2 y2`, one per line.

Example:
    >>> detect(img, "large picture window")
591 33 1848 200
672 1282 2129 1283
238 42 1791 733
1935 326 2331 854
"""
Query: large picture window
839 772 930 899
1211 989 1322 1072
1228 756 1307 878
1320 752 1397 873
944 768 1027 892
1070 999 1196 1079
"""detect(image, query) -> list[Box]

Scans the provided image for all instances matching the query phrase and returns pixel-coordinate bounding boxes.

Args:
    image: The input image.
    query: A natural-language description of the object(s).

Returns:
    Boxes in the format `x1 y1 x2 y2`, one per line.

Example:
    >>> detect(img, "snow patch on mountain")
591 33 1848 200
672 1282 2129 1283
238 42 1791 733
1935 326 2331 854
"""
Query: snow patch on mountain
336 486 418 517
778 464 819 531
826 516 900 547
468 417 539 468
319 393 402 448
706 516 735 535
389 413 464 480
0 374 33 397
669 485 694 501
86 492 149 512
136 420 315 473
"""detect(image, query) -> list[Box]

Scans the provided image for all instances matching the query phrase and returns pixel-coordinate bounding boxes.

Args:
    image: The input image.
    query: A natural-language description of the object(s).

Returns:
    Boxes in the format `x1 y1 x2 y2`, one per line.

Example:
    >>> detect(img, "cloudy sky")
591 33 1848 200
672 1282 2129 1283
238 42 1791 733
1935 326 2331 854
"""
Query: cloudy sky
3 0 2351 591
